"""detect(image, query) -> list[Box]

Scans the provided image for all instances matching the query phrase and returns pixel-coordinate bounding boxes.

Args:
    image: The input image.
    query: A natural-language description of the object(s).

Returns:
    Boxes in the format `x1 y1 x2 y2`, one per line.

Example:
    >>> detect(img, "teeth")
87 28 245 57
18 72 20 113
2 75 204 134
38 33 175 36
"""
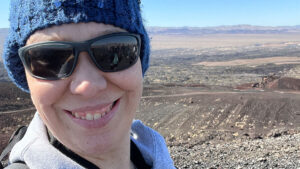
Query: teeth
94 113 101 120
86 113 93 120
71 102 114 120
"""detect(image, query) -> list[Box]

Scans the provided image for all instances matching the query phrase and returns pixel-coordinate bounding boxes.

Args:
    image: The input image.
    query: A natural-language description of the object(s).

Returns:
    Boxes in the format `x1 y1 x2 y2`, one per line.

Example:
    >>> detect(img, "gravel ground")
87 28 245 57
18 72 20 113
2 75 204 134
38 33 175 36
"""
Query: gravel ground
170 132 300 169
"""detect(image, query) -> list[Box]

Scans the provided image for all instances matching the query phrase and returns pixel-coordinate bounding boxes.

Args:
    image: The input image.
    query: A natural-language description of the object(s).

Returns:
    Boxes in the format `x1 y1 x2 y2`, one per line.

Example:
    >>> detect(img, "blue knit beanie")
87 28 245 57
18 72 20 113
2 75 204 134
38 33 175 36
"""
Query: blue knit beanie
3 0 150 92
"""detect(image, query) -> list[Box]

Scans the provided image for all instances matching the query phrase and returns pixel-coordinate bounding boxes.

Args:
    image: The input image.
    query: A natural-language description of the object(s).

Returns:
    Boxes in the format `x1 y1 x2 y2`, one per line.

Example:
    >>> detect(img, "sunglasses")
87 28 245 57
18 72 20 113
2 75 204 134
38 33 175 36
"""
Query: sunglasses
18 32 141 80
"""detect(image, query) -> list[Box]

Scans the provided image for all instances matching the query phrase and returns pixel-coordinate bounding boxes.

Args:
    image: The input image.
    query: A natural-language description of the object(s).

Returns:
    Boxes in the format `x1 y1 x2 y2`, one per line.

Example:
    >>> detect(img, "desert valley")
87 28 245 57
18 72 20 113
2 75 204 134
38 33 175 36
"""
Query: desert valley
1 26 300 168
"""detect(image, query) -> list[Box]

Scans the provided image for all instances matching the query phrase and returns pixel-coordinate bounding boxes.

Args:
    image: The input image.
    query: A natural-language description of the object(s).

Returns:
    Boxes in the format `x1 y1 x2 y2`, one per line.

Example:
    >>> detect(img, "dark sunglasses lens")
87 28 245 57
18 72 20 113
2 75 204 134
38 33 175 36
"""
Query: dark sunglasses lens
91 36 139 72
23 45 74 79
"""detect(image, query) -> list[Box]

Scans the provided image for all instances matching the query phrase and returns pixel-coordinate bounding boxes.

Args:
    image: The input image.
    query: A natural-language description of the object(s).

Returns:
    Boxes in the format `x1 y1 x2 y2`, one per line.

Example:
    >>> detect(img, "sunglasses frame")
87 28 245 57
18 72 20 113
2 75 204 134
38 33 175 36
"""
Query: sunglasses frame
18 32 141 80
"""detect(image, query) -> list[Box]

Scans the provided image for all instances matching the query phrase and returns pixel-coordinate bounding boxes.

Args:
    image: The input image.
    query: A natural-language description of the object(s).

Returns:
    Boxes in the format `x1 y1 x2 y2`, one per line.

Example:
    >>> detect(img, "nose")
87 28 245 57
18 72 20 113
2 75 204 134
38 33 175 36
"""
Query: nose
69 52 107 98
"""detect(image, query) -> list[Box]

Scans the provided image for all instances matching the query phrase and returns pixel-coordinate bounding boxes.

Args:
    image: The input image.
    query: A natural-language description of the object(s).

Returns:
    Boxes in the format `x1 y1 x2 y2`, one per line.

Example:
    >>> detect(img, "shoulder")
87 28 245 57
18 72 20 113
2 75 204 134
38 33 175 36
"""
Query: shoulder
5 162 29 169
131 120 166 144
8 113 84 168
131 120 176 169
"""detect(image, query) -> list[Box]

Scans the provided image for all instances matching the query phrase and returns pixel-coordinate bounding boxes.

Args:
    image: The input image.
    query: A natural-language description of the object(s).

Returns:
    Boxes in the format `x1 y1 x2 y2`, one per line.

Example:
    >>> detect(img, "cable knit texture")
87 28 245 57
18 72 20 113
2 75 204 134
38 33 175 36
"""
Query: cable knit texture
9 113 176 169
3 0 150 92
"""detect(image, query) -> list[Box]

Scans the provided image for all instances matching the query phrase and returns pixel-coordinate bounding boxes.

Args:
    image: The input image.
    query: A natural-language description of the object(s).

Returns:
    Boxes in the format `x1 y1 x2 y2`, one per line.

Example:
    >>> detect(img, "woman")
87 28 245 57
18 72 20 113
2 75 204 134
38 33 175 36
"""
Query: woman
3 0 175 168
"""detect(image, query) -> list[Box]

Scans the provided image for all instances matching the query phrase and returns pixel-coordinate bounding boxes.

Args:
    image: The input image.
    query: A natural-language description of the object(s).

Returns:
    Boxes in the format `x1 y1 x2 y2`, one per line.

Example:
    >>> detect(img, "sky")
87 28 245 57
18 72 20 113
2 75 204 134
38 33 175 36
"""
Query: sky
0 0 299 28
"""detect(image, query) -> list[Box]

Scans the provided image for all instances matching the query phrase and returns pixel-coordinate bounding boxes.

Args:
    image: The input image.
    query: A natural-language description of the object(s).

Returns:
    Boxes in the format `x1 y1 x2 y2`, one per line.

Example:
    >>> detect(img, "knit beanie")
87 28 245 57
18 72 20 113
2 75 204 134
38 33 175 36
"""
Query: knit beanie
3 0 150 92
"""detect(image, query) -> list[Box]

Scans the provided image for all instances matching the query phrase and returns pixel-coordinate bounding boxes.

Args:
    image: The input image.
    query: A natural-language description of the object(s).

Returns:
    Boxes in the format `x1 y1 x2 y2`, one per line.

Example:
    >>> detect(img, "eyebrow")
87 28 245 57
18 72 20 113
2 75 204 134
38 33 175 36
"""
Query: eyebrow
94 29 127 37
44 37 67 42
27 34 67 45
27 29 127 45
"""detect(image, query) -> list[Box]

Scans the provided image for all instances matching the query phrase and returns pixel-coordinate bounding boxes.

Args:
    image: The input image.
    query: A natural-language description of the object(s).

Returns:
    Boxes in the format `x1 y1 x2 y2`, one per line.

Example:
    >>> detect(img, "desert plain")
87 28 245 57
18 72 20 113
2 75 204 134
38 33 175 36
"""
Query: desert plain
1 27 300 168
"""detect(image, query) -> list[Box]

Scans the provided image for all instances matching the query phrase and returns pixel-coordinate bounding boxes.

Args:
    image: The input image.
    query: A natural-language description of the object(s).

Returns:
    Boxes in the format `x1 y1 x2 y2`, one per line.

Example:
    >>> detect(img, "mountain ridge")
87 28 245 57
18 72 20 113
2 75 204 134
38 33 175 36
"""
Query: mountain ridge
2 25 300 36
147 25 300 35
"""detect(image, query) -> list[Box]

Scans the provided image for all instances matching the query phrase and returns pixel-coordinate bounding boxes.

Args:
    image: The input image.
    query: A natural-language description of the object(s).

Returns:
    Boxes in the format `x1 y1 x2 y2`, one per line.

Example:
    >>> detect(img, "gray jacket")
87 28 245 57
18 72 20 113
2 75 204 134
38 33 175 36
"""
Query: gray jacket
9 113 175 169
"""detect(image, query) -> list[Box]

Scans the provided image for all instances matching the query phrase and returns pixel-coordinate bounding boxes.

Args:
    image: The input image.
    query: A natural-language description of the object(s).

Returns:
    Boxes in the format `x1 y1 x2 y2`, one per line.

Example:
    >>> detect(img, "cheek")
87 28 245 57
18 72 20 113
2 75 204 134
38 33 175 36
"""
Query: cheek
25 71 68 108
109 61 143 91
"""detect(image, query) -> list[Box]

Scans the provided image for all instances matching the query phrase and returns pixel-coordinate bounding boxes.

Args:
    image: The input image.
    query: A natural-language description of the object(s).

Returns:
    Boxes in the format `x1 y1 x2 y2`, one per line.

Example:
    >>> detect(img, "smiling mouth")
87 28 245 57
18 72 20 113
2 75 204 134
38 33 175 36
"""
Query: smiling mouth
67 100 118 121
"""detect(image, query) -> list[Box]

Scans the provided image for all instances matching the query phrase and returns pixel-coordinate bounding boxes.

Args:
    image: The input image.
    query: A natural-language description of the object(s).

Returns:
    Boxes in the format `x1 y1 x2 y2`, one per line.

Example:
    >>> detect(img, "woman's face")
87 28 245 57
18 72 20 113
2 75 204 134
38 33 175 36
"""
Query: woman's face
25 23 143 157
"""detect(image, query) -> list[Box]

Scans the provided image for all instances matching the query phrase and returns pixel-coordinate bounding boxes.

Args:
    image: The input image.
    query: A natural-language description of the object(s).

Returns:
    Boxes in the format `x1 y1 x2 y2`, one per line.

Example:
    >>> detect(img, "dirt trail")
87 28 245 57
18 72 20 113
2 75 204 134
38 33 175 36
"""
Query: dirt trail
142 90 300 98
0 108 35 114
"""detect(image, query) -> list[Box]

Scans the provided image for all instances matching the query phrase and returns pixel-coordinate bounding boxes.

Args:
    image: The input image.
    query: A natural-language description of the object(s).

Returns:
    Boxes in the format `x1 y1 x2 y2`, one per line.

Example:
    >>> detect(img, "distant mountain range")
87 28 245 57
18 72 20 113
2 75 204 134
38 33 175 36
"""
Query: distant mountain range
147 25 300 35
0 28 8 81
0 28 8 62
1 25 300 43
0 28 8 38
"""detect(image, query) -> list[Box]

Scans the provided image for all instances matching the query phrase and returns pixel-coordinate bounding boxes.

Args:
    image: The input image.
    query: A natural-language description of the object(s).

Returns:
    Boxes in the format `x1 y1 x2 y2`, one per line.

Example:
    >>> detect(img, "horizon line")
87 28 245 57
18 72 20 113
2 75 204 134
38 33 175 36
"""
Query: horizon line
1 24 300 29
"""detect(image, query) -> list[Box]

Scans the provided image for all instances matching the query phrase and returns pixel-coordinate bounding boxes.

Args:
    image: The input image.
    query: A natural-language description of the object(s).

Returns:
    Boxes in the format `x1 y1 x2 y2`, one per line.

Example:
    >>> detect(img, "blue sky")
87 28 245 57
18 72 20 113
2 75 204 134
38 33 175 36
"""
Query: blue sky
0 0 299 28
